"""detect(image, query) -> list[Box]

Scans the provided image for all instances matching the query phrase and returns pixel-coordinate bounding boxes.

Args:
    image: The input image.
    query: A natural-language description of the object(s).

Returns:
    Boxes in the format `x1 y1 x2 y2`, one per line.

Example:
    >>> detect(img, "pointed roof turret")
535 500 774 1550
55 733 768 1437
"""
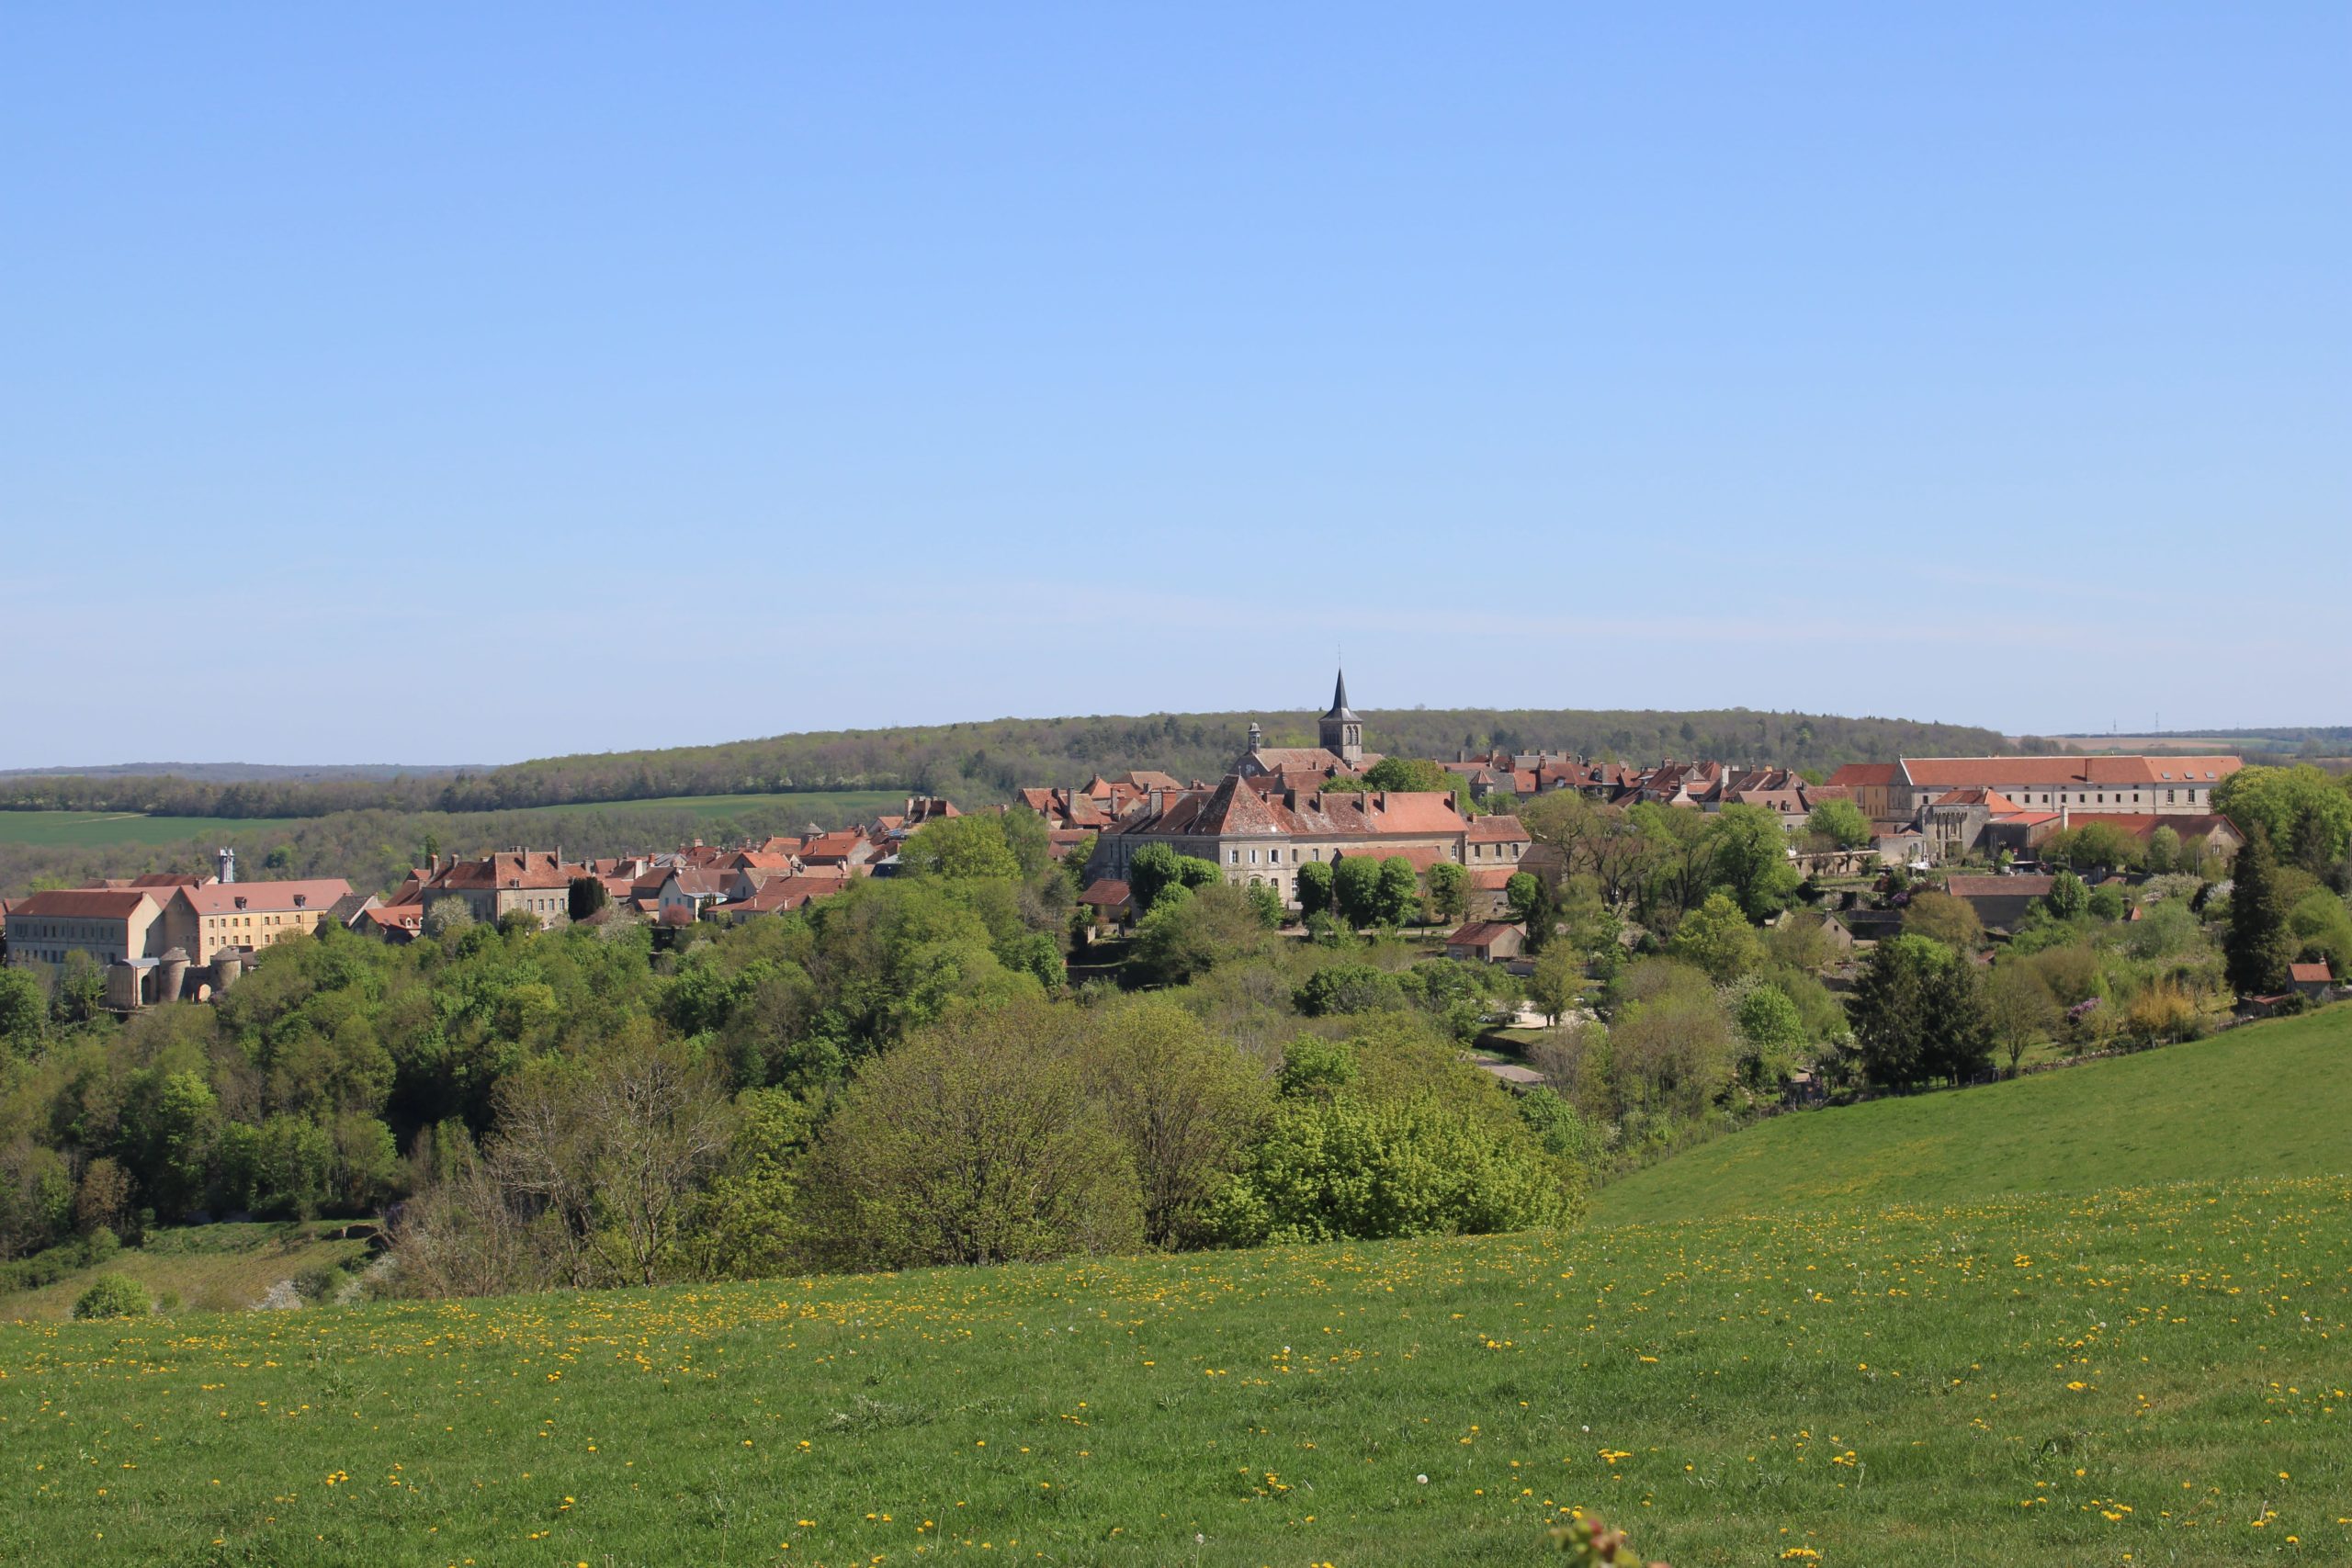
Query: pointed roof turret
1324 668 1360 722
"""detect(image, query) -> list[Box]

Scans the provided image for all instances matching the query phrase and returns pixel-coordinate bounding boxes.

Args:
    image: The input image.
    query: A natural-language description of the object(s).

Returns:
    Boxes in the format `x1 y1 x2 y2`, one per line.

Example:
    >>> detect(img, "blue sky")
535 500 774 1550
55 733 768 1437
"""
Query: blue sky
2 5 2344 768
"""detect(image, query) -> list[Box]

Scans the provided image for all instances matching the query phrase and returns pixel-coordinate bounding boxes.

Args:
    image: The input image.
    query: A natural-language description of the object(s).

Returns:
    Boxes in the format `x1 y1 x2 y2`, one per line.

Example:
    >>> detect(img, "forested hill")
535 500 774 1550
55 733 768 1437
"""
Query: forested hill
0 707 2007 822
0 761 468 784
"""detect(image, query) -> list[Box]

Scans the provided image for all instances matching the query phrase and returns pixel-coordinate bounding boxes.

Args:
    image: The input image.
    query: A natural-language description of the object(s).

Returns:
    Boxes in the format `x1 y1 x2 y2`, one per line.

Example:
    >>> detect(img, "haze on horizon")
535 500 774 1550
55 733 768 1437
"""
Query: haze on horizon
3 6 2345 772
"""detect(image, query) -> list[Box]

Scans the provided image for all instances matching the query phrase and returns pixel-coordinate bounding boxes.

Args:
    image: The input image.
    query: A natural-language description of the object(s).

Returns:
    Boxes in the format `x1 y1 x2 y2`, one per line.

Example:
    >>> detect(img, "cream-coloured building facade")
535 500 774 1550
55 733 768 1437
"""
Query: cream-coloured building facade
1089 775 1528 908
1888 756 2239 820
3 889 166 969
161 878 355 965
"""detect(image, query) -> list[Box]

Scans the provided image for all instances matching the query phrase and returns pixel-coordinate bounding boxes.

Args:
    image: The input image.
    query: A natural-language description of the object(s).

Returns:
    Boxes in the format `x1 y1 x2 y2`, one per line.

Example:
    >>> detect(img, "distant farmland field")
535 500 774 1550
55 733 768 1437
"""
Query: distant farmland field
0 810 301 848
2044 732 2349 761
0 790 910 851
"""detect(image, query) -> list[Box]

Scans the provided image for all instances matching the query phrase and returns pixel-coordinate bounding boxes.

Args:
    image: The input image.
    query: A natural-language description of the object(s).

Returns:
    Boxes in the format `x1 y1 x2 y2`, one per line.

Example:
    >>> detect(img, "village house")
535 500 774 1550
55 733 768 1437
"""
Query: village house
399 849 586 928
1076 876 1136 932
654 867 731 920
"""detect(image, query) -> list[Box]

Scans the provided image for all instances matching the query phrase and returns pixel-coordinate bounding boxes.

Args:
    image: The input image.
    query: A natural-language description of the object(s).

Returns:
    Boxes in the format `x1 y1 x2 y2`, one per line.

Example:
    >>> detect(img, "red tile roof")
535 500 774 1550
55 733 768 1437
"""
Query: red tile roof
9 888 160 919
1903 755 2241 789
429 852 580 892
2290 962 2335 985
175 878 355 917
1359 791 1468 834
1927 788 2025 814
1445 920 1521 949
726 875 826 914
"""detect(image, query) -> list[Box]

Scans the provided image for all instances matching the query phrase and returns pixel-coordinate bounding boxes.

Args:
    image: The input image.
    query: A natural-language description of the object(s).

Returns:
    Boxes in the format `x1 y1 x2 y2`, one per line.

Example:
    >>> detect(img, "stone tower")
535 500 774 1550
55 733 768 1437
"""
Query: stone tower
1319 669 1363 768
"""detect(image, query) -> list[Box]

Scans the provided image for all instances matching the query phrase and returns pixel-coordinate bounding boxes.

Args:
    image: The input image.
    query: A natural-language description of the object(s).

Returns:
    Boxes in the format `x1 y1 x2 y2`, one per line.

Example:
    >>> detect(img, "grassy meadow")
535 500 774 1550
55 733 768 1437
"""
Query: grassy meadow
1591 1006 2352 1225
4 1010 2347 1566
5 1181 2345 1565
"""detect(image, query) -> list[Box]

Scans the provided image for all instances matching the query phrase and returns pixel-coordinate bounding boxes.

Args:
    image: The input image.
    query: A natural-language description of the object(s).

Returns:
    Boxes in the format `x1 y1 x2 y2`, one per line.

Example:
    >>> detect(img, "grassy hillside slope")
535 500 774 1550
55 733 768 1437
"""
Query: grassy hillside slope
5 1010 2349 1564
1592 1006 2352 1225
1 1224 374 1321
5 1181 2343 1565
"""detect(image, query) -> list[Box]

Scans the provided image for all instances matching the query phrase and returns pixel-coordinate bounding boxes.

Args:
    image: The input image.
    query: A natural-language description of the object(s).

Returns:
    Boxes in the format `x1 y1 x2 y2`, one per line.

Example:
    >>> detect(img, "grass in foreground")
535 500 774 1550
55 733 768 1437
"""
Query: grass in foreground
5 1176 2346 1565
1592 1005 2352 1225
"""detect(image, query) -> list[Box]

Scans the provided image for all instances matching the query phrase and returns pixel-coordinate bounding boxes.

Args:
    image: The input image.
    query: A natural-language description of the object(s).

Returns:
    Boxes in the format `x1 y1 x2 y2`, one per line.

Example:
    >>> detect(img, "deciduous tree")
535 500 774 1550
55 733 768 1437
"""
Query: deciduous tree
799 1000 1143 1269
1425 861 1469 924
1805 797 1871 849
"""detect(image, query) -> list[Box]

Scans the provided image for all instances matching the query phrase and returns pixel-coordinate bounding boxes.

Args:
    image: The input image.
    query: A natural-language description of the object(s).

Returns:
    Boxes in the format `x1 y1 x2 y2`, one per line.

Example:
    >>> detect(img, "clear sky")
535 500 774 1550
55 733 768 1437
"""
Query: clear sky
2 5 2344 769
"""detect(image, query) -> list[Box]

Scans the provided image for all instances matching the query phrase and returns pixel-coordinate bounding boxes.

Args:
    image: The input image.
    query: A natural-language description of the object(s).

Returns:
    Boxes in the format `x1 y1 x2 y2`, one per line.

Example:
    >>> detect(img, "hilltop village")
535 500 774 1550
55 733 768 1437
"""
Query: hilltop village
0 672 2269 1010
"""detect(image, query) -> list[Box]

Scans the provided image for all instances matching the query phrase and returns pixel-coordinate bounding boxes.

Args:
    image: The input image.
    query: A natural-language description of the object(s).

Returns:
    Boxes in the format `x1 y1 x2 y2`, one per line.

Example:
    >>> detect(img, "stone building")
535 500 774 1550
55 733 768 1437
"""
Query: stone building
1087 673 1529 908
403 849 585 927
160 877 356 966
1866 755 2241 821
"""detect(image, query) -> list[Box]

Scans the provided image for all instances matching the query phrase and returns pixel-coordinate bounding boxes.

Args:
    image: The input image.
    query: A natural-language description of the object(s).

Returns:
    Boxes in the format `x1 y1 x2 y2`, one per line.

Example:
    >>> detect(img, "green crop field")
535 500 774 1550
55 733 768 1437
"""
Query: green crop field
1590 1006 2352 1225
0 792 910 852
0 811 301 848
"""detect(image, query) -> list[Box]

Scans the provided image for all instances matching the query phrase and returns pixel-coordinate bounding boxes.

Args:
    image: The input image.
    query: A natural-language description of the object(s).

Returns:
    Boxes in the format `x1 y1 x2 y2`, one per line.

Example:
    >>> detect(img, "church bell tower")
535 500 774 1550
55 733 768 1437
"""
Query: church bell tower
1319 669 1363 767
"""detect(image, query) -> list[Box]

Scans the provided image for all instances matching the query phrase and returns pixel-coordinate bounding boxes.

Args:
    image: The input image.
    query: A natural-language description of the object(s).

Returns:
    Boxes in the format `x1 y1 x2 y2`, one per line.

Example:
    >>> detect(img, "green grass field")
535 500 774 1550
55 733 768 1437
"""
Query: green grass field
5 1011 2347 1566
0 811 301 848
1591 1006 2352 1225
0 792 911 851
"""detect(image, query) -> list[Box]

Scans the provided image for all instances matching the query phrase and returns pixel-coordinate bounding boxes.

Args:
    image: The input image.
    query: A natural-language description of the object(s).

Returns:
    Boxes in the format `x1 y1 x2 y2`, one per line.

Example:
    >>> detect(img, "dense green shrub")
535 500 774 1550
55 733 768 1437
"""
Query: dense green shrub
70 1274 151 1320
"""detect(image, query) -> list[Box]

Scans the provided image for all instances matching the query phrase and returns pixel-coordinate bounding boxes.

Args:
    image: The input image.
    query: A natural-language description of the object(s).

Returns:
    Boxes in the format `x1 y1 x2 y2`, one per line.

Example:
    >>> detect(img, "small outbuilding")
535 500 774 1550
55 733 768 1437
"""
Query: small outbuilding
1444 920 1526 964
2290 961 2337 1002
1078 877 1136 931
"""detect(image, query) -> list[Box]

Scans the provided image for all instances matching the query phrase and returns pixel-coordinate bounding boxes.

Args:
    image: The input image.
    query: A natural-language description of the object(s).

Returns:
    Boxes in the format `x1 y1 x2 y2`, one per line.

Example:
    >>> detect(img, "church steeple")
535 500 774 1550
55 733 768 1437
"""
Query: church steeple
1319 668 1363 767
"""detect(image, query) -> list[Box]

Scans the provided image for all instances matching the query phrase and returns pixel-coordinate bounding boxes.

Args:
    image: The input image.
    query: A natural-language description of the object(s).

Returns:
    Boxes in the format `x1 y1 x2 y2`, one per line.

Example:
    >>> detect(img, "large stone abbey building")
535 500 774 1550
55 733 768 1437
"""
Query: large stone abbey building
1086 671 1529 910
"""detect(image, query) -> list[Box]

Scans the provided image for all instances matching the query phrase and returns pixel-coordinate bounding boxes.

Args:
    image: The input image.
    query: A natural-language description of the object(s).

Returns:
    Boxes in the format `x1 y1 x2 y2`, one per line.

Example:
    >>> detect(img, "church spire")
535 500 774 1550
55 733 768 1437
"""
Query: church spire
1319 668 1364 767
1325 668 1359 722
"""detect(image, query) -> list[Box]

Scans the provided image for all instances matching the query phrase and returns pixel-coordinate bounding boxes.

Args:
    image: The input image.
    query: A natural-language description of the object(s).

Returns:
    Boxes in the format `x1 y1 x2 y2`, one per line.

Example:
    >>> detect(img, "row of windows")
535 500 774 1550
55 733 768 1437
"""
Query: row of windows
15 921 121 942
2001 788 2203 807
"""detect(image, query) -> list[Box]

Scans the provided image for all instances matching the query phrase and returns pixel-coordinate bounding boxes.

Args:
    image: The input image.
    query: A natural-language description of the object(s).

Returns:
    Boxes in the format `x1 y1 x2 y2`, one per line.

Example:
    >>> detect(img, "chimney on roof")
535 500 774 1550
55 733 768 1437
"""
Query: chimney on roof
217 847 236 885
1148 788 1165 817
